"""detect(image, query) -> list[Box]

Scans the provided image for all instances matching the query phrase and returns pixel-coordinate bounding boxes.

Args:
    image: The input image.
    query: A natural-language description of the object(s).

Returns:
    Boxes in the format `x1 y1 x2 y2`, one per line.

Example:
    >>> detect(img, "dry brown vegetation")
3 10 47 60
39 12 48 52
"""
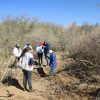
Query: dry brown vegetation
0 16 100 63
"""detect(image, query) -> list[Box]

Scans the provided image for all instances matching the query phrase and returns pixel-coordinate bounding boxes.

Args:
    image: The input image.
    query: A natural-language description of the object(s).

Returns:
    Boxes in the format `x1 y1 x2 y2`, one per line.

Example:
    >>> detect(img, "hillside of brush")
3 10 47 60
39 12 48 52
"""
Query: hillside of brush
0 16 100 63
0 16 100 100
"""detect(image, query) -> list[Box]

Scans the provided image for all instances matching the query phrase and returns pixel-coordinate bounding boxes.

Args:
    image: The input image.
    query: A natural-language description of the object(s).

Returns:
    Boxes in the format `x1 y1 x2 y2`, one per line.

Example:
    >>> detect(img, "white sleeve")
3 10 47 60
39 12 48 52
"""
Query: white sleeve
13 48 15 55
36 46 39 52
41 47 44 53
24 46 27 49
13 48 18 56
13 48 21 57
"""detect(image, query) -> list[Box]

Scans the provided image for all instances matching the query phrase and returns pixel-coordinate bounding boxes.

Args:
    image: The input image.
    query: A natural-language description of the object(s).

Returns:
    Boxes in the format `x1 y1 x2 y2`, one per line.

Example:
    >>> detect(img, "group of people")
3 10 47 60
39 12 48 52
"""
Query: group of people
13 42 57 92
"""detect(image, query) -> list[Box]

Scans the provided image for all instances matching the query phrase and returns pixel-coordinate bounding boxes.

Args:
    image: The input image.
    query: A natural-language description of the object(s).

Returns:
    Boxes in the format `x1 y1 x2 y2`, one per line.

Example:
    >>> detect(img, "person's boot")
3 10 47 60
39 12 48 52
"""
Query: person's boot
29 85 34 92
23 87 27 91
23 86 27 91
29 87 33 92
23 84 27 91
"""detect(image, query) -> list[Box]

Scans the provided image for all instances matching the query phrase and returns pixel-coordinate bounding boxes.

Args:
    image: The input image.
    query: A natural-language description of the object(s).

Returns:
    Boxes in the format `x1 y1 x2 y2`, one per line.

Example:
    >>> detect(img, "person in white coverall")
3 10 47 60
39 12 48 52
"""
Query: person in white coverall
13 44 22 67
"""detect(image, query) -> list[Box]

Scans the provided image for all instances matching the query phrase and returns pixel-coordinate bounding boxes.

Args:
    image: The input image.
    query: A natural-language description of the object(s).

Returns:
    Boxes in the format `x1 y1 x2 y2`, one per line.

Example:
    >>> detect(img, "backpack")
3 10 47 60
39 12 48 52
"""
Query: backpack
38 48 43 53
38 46 43 53
19 55 29 69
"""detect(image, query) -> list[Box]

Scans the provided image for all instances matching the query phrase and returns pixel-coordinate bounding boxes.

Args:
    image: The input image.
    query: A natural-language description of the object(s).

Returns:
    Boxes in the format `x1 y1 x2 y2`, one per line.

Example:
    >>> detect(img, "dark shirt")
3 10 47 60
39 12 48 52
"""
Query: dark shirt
28 58 34 65
44 43 50 54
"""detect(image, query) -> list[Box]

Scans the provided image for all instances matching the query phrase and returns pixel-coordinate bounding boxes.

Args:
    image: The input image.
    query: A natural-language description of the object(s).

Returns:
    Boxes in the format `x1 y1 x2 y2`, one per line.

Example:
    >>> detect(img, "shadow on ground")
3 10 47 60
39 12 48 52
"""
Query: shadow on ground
2 77 23 91
36 67 48 77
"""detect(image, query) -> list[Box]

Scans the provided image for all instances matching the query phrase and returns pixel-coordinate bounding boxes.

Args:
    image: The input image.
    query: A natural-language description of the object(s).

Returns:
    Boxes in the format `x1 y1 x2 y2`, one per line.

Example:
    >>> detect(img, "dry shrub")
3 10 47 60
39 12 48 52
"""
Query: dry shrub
0 16 99 65
59 23 100 65
70 26 100 64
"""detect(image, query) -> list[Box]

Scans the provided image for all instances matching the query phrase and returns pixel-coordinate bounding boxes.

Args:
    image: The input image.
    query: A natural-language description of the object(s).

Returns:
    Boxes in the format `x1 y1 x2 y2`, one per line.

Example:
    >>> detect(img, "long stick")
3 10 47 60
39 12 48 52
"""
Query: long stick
0 56 13 82
0 56 14 98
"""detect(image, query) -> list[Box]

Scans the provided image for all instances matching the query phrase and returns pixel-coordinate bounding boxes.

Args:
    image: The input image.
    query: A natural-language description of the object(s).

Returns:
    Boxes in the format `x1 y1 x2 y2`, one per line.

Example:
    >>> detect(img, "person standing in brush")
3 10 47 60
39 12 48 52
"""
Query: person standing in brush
24 42 33 52
43 41 50 66
36 42 44 66
49 50 57 75
13 44 22 67
19 47 34 92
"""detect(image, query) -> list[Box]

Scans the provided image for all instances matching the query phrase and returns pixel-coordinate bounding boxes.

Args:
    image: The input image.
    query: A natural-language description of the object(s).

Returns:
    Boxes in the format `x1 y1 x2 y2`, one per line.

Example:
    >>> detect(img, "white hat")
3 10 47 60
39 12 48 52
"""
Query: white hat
16 44 20 48
49 50 54 54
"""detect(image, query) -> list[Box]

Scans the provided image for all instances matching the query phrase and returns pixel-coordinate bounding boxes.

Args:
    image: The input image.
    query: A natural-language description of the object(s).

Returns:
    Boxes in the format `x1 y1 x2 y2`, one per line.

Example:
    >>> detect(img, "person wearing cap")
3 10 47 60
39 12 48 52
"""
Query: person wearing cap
36 42 44 66
13 44 22 67
24 43 33 51
19 46 34 92
49 50 57 75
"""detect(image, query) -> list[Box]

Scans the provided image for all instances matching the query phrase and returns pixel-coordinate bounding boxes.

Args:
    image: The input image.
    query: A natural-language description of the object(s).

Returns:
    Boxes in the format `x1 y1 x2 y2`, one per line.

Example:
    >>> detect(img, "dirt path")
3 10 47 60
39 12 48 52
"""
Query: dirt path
0 52 63 100
1 52 99 100
0 68 53 100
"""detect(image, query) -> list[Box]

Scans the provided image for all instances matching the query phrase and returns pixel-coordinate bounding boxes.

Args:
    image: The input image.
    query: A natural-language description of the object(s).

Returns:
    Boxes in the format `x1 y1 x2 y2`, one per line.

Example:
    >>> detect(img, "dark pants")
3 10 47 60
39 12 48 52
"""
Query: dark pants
50 66 56 75
44 53 49 66
14 57 19 67
37 53 43 66
22 69 32 90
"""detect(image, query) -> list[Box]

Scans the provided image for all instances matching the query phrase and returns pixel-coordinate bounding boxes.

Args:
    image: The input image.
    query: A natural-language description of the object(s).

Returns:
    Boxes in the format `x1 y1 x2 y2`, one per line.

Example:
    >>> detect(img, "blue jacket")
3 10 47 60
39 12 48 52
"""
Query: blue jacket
49 53 57 67
28 58 34 65
44 43 50 54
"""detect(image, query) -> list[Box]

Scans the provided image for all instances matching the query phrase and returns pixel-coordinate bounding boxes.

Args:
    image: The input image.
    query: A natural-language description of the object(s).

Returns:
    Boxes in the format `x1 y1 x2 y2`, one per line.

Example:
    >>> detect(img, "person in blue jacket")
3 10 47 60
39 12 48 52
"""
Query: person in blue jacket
49 50 57 75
